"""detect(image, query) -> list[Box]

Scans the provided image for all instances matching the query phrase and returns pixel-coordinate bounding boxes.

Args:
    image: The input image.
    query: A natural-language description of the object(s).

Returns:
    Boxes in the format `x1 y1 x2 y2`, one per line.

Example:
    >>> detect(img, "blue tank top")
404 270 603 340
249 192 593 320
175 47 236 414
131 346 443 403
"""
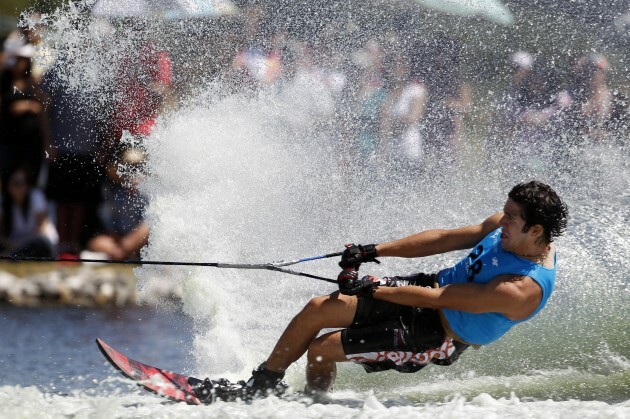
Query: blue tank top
438 228 556 345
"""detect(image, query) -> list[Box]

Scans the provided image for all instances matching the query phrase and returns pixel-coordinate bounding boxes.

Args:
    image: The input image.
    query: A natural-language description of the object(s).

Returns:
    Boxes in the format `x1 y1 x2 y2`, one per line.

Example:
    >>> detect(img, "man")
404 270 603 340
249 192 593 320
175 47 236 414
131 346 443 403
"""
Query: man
195 181 568 401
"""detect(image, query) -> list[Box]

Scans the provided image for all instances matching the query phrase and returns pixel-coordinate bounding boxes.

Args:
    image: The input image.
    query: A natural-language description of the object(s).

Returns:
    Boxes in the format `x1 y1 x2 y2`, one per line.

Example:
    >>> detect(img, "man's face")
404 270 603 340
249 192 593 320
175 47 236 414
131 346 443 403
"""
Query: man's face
499 199 531 252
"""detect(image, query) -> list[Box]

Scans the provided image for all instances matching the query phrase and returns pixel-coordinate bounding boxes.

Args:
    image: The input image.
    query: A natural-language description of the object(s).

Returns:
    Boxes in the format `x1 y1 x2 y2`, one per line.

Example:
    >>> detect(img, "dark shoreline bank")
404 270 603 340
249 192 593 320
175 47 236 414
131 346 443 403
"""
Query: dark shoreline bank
0 263 181 307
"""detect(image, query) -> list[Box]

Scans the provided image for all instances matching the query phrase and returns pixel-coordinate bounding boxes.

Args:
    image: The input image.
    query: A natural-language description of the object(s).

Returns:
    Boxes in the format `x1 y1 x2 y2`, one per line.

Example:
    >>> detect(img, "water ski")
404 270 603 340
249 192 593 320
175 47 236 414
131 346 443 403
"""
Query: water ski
95 338 251 404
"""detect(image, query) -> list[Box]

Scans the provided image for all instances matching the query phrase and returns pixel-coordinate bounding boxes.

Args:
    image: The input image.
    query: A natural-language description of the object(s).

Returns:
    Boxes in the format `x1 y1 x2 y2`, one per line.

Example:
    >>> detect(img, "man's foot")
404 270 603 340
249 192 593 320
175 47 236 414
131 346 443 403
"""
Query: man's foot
191 377 248 403
192 363 287 403
243 362 287 397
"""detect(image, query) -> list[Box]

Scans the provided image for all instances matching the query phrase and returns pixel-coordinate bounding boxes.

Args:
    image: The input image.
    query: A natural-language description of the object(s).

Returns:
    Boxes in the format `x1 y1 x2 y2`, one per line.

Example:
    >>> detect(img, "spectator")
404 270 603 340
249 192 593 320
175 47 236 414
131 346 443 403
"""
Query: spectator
1 13 50 82
2 18 32 68
557 53 628 140
229 5 282 90
0 43 46 192
513 59 559 142
346 39 387 163
379 51 427 169
493 50 535 137
109 30 172 144
415 34 472 160
508 59 561 172
509 51 535 94
86 143 149 260
275 41 337 129
40 55 105 255
0 167 57 258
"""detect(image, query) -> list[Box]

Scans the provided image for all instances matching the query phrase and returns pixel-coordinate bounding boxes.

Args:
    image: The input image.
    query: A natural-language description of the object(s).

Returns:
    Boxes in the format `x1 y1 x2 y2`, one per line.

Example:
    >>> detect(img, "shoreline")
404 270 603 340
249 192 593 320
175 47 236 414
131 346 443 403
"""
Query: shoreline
0 262 181 307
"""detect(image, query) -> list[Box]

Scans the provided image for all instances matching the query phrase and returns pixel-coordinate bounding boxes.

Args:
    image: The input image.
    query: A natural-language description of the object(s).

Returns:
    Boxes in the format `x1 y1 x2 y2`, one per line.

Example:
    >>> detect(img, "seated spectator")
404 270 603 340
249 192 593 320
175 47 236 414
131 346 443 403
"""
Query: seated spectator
0 168 58 258
86 143 149 260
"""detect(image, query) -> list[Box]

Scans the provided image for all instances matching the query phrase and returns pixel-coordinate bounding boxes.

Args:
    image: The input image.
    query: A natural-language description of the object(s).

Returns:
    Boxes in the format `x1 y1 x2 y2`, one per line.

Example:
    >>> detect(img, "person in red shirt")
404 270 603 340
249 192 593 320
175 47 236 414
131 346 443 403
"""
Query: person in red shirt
111 40 172 139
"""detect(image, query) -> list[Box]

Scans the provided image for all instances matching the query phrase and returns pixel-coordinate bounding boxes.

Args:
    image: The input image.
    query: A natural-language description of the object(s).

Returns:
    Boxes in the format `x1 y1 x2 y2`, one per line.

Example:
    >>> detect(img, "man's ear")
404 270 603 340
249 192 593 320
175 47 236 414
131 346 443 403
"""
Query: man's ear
529 224 544 241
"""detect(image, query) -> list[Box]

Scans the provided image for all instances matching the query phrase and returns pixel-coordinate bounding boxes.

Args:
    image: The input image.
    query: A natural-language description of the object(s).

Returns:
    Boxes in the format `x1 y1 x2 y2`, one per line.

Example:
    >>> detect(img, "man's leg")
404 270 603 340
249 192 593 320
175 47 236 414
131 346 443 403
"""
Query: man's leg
305 330 347 392
264 292 357 374
193 292 358 402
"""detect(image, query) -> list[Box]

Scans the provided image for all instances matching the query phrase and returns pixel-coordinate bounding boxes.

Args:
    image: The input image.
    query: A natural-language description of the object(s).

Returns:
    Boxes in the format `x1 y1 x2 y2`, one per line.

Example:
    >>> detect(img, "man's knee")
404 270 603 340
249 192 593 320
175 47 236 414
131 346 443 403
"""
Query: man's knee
288 296 329 332
301 293 341 318
307 337 333 364
300 296 327 319
298 292 357 329
307 332 346 364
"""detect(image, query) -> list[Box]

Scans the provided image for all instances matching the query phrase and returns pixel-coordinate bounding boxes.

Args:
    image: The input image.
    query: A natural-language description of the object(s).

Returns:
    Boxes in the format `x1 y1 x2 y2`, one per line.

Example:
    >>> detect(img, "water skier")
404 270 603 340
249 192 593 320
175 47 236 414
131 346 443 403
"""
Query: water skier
195 180 568 400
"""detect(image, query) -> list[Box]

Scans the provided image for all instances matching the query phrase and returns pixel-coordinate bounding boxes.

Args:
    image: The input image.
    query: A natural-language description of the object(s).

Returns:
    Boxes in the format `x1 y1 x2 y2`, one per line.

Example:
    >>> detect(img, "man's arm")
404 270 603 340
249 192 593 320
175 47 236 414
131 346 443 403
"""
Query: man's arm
375 212 503 258
374 274 543 321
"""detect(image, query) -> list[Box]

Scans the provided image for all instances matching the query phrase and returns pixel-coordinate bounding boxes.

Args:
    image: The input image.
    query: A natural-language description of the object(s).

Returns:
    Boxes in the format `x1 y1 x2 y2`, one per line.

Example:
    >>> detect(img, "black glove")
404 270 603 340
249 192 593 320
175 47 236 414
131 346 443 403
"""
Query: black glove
338 269 379 297
338 244 379 269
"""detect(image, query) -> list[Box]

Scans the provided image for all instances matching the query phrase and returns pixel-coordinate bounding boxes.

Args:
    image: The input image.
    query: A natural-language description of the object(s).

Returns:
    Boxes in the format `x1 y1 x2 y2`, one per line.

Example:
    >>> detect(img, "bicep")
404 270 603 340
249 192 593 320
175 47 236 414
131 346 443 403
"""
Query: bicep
376 276 524 314
442 212 503 251
375 213 502 258
437 276 538 317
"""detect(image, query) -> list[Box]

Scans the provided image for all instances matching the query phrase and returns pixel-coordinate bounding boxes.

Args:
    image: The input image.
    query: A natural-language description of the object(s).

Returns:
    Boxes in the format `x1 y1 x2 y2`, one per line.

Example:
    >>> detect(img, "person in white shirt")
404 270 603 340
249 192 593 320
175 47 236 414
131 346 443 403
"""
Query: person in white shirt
0 168 58 257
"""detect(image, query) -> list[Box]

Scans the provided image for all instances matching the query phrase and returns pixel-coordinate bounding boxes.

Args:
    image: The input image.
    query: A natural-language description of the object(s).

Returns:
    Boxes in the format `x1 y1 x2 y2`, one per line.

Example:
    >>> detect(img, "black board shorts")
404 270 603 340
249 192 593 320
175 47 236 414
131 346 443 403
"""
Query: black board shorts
340 274 468 373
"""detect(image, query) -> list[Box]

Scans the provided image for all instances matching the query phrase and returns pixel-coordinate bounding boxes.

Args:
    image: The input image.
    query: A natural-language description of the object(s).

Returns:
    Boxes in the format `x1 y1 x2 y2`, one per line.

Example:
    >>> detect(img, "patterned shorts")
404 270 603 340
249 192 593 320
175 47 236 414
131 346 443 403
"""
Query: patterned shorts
341 284 467 373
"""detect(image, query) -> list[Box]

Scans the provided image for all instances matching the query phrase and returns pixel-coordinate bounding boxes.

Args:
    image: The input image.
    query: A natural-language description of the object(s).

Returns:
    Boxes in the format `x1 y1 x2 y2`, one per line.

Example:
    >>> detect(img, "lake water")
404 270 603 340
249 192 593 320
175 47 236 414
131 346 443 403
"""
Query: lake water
1 297 628 418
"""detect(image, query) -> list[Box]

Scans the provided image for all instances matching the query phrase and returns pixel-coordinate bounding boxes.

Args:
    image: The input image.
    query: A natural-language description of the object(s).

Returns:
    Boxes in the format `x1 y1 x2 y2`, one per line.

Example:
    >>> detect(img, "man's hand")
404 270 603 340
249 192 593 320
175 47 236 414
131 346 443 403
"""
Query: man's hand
339 244 378 269
338 269 379 297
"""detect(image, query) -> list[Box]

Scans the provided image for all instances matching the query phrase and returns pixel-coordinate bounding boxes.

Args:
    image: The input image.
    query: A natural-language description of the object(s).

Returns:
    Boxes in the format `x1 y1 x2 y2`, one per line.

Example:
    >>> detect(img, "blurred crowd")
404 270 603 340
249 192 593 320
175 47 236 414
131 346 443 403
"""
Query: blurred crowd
494 50 629 154
0 14 170 260
0 6 628 260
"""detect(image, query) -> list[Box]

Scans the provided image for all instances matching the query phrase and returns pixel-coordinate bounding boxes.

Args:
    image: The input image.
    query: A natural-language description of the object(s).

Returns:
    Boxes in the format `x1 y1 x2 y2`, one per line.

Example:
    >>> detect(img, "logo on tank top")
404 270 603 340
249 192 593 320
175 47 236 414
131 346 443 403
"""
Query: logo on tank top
466 245 484 282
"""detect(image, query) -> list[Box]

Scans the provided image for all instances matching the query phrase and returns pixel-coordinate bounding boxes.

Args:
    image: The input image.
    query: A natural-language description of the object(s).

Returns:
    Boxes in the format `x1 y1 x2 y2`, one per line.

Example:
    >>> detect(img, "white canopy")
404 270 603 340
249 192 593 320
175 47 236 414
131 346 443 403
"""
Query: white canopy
414 0 514 26
91 0 239 19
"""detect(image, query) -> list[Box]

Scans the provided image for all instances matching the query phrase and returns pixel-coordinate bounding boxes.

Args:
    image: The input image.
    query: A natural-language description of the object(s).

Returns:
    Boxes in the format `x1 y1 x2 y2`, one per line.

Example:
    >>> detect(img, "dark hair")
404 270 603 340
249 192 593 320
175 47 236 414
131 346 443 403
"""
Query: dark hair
508 181 569 243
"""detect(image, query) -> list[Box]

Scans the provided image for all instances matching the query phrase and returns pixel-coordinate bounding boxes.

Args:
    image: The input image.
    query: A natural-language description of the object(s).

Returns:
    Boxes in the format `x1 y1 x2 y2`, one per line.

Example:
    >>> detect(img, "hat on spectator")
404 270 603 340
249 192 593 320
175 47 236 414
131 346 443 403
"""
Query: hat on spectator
588 53 608 71
511 50 534 70
15 43 36 58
